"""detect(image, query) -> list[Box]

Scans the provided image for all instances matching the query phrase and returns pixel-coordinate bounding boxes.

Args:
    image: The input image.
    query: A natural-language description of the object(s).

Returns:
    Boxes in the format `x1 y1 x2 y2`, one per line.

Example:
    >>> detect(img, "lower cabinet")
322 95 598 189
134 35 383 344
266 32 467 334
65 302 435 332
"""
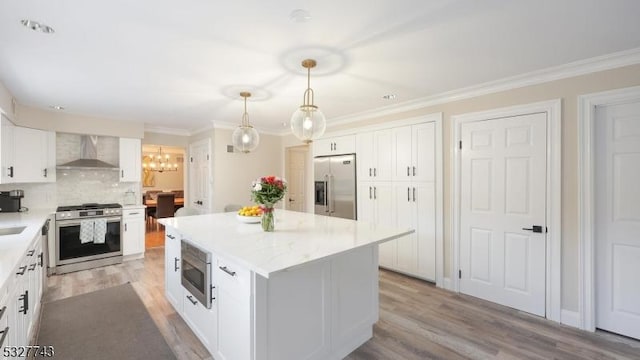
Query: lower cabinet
122 207 145 258
0 232 45 360
164 228 182 312
182 288 218 354
215 256 251 360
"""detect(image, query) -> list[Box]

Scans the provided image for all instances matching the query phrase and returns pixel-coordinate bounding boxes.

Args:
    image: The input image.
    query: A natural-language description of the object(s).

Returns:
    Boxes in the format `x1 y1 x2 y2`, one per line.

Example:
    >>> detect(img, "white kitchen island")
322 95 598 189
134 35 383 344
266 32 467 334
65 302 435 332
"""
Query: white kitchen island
159 210 412 360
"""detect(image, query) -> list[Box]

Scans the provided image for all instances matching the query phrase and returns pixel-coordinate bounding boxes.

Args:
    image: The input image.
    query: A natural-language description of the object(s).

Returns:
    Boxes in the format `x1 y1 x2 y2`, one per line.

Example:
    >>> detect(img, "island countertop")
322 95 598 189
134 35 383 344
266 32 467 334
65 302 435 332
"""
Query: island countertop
159 210 413 278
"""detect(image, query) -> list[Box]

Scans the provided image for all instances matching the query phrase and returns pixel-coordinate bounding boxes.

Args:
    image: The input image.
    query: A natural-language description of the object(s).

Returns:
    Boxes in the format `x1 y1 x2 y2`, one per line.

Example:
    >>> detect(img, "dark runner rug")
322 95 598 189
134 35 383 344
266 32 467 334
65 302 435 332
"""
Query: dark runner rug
37 283 175 360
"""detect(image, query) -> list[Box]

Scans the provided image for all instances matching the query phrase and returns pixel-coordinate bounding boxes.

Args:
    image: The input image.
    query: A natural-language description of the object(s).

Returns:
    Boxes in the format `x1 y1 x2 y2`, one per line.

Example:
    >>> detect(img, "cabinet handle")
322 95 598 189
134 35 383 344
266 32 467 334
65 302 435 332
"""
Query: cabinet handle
16 266 27 276
43 168 48 178
369 186 372 199
407 166 410 176
28 264 36 271
38 252 43 267
211 285 216 302
8 166 13 178
413 187 416 202
374 168 377 177
167 234 175 239
413 166 416 176
174 257 180 272
219 266 236 277
125 223 128 231
27 250 35 256
0 306 5 321
128 212 140 215
0 326 8 348
407 187 410 202
369 168 372 177
374 187 377 200
186 295 198 305
19 291 28 315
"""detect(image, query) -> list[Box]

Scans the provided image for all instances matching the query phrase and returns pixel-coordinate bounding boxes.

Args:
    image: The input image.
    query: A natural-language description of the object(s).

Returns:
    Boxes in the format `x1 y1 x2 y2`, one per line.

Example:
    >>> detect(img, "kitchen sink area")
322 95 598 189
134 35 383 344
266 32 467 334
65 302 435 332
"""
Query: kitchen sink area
0 225 26 236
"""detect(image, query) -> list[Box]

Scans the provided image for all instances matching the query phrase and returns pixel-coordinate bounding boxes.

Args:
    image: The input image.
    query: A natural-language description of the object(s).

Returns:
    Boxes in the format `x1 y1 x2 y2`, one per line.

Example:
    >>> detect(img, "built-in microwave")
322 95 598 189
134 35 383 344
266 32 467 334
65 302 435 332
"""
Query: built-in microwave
181 240 213 309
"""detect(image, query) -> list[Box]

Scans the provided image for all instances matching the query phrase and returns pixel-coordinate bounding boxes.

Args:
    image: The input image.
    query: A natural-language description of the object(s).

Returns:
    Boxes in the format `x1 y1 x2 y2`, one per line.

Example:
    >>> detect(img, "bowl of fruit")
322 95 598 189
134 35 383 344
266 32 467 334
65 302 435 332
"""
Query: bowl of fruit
236 205 263 223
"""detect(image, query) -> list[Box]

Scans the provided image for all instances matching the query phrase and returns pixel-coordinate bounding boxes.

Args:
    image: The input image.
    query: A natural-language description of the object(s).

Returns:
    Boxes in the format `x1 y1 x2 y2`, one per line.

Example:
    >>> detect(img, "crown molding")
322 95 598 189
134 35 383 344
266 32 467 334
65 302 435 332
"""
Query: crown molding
327 47 640 128
144 125 191 137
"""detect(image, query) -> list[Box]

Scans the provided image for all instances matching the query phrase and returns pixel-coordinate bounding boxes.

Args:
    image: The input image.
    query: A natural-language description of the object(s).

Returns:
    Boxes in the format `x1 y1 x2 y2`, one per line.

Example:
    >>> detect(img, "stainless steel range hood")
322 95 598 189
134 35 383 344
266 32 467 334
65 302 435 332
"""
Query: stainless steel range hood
56 135 119 170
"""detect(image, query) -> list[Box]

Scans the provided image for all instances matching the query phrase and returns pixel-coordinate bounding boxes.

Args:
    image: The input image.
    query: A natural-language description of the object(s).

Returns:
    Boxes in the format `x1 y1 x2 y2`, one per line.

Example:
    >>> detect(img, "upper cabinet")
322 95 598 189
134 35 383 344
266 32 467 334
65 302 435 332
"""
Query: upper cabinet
313 135 356 157
1 116 56 184
119 138 141 182
356 129 393 182
392 123 435 182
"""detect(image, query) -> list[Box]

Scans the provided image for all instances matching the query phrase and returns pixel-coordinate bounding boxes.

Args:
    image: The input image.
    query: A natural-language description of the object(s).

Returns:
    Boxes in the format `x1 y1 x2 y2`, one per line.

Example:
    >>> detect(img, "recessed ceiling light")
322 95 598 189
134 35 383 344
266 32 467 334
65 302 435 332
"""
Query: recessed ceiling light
289 9 312 23
382 94 398 100
50 105 64 110
21 19 55 34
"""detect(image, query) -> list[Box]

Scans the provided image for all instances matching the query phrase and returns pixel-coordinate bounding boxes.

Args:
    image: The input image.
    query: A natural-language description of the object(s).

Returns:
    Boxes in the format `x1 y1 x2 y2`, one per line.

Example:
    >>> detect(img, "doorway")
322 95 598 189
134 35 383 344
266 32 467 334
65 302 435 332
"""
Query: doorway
452 100 562 321
579 86 640 339
285 145 309 212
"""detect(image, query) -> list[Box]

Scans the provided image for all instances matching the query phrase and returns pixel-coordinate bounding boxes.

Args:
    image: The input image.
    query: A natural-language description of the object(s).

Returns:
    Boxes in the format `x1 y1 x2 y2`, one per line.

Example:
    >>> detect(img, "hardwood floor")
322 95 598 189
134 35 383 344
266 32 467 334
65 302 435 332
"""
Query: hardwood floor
42 248 640 360
145 219 165 249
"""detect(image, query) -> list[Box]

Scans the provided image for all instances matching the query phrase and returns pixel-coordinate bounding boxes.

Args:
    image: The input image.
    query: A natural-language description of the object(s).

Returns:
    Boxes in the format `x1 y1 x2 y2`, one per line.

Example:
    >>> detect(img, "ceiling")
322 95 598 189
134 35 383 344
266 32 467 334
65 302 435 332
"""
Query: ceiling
1 1 639 134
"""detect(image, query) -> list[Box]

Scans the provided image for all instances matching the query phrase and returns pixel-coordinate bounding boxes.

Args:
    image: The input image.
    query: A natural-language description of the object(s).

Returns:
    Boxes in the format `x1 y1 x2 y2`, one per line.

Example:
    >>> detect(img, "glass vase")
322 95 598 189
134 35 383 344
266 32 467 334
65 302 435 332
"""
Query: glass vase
261 204 275 232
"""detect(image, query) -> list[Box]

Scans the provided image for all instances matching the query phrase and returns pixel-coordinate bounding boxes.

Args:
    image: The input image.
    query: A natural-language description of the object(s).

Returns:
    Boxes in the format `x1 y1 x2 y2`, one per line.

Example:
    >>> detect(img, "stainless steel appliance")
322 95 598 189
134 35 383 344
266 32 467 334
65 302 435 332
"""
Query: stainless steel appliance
314 154 357 220
181 240 213 308
54 203 123 274
0 190 24 212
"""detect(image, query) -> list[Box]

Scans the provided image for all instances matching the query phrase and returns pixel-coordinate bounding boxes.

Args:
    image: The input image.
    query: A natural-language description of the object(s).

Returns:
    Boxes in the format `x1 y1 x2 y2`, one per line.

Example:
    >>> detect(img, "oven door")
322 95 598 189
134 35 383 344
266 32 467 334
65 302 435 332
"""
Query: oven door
181 245 212 308
56 216 122 265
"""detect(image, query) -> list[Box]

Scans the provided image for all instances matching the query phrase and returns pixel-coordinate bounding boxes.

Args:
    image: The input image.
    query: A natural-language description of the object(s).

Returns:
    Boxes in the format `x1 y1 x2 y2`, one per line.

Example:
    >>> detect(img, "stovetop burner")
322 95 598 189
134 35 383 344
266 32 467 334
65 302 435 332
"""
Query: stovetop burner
56 203 122 212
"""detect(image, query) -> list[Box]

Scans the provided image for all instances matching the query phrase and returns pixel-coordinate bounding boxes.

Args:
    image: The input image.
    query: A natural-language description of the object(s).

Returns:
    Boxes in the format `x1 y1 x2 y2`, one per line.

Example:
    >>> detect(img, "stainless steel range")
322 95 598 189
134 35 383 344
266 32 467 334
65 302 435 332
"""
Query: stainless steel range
53 203 123 274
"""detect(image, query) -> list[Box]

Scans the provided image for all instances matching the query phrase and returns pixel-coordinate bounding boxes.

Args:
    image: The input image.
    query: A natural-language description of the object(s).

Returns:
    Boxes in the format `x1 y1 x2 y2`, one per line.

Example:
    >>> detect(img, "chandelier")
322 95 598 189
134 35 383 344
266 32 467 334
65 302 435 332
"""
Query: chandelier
232 91 260 153
290 59 326 143
142 147 178 172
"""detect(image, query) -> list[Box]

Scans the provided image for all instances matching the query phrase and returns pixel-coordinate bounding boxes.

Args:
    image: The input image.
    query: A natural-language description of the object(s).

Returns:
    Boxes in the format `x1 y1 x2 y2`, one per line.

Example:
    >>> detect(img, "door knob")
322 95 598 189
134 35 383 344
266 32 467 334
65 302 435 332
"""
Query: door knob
522 225 544 233
288 198 294 202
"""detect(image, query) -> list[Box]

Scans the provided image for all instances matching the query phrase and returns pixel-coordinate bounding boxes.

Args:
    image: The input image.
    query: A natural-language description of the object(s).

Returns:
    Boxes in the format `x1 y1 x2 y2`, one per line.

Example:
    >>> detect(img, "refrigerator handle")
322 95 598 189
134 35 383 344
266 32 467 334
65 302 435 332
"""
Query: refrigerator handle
324 174 330 212
329 174 335 213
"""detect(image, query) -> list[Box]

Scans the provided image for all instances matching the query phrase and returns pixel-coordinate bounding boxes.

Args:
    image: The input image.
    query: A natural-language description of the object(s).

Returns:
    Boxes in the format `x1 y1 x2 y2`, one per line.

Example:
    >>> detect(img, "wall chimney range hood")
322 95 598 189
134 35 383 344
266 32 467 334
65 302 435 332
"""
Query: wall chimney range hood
56 135 119 170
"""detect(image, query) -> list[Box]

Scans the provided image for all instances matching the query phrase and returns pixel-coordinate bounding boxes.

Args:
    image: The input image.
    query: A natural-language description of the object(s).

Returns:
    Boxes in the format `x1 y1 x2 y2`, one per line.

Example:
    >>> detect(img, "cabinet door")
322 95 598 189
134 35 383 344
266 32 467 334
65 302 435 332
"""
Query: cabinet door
164 228 182 312
332 135 356 154
43 131 56 182
183 287 218 355
312 138 333 157
123 213 145 256
357 182 374 223
356 132 374 180
373 129 393 181
392 126 413 181
374 183 396 268
415 182 436 281
1 116 14 184
393 183 417 274
216 288 251 360
119 138 141 182
412 123 435 182
13 127 45 183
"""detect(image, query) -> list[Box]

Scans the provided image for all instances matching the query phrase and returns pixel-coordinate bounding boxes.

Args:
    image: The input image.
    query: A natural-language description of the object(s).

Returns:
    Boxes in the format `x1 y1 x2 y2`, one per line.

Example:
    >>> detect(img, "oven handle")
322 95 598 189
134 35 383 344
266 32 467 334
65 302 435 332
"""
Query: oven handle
56 216 122 227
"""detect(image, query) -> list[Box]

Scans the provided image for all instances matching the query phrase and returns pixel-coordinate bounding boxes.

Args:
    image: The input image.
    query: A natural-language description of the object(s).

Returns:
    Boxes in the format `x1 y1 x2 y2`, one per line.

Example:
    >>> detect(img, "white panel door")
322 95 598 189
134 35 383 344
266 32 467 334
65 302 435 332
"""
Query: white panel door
189 139 211 212
374 183 395 268
460 113 547 316
286 148 307 212
119 138 141 182
415 182 436 281
13 127 45 183
356 132 374 180
595 101 640 339
412 122 435 182
374 129 393 181
392 126 412 181
393 183 417 274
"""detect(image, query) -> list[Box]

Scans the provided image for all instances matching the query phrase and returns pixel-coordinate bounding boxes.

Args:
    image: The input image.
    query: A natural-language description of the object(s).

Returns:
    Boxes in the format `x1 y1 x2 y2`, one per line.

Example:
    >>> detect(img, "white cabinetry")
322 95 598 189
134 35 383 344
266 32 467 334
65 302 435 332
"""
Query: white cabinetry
313 135 355 157
164 228 182 312
215 256 251 360
183 287 218 354
1 120 56 184
356 129 393 181
357 182 396 268
122 208 145 258
392 123 435 182
119 138 141 182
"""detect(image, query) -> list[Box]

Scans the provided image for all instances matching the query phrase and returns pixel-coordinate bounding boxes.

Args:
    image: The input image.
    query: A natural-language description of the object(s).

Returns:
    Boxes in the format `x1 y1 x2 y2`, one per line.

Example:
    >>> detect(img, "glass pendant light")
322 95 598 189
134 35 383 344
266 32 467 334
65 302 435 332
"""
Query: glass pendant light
290 59 326 143
232 91 260 153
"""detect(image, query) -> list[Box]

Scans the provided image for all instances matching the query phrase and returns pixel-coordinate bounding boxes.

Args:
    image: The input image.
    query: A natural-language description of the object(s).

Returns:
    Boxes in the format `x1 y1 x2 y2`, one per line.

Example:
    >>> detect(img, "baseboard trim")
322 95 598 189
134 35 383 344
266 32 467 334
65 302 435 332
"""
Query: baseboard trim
442 277 452 291
561 309 581 329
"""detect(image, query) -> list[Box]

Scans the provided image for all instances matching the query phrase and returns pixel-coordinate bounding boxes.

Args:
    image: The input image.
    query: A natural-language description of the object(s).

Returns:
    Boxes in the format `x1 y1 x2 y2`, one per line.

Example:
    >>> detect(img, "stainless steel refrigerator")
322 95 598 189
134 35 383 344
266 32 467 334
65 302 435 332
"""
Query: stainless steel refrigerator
314 154 357 220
